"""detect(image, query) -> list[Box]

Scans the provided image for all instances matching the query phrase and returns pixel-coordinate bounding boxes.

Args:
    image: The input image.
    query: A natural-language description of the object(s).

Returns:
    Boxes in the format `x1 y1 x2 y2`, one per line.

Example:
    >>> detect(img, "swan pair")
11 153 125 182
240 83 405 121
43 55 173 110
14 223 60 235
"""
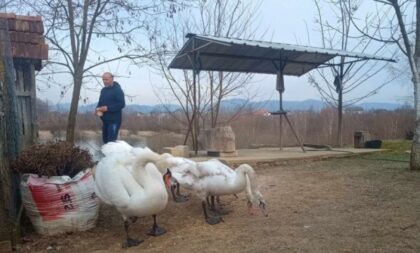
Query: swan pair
94 141 172 248
96 140 267 238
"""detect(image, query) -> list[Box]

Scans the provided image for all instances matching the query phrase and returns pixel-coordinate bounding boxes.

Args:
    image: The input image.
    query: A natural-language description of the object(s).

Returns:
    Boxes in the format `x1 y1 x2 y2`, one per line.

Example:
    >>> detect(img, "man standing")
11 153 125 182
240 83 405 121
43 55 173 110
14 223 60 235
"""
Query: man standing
96 72 125 143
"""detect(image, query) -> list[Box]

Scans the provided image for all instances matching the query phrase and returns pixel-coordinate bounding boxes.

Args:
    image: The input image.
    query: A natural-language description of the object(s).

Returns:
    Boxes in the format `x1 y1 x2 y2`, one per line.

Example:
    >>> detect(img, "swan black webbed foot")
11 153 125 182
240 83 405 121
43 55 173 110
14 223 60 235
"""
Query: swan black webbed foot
206 215 223 225
171 183 190 203
147 215 167 236
148 225 167 236
202 200 223 225
122 237 144 248
123 217 143 248
208 196 230 215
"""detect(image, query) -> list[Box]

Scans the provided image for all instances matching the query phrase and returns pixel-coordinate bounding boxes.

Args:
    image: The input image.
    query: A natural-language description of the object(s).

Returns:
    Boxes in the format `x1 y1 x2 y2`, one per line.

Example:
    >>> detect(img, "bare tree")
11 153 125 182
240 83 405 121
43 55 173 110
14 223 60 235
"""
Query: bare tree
346 0 419 169
308 0 396 147
1 0 24 10
15 0 179 143
151 0 261 152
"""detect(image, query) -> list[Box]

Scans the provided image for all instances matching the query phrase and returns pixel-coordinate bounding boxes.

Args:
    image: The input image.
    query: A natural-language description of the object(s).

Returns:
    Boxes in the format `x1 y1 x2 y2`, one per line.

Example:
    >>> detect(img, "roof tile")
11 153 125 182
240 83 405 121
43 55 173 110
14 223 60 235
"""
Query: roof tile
0 12 48 61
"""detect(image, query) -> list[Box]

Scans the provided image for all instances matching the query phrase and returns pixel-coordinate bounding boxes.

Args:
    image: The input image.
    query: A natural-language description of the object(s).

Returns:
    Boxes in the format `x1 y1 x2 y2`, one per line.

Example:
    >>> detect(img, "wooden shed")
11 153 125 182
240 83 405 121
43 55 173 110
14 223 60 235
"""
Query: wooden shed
0 13 48 250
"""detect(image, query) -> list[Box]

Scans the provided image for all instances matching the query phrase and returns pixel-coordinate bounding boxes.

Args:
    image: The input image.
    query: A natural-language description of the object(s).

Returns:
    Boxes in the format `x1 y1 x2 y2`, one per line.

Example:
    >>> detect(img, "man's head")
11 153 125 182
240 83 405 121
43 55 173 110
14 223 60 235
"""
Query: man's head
102 72 114 87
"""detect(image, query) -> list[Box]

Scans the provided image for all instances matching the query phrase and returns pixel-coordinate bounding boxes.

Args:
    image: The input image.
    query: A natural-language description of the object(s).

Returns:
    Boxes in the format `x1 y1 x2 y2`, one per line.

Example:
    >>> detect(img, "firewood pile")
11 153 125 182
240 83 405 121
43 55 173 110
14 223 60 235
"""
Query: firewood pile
11 141 94 177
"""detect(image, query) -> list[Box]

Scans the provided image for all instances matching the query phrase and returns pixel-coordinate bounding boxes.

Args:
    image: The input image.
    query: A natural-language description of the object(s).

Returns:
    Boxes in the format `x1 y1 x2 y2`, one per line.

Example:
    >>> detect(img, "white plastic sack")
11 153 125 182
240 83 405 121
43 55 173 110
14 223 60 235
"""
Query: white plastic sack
20 169 99 235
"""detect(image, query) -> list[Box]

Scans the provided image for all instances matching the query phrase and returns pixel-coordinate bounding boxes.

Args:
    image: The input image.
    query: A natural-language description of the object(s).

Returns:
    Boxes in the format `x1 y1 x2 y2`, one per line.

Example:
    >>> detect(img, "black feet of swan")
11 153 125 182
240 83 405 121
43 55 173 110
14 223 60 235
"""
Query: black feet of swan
123 217 144 248
170 182 190 203
147 215 167 236
202 201 223 225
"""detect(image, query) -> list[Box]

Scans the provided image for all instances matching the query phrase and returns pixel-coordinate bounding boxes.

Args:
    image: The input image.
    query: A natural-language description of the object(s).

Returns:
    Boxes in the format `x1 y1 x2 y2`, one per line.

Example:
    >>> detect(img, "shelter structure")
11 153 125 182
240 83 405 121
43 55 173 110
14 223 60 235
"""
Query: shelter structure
169 33 394 152
0 13 48 250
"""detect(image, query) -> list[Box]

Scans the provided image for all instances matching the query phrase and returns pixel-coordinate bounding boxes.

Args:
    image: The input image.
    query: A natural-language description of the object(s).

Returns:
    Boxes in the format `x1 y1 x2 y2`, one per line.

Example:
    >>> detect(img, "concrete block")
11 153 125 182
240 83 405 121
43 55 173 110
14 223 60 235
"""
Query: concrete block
162 147 173 154
173 145 190 157
219 151 238 157
199 126 236 153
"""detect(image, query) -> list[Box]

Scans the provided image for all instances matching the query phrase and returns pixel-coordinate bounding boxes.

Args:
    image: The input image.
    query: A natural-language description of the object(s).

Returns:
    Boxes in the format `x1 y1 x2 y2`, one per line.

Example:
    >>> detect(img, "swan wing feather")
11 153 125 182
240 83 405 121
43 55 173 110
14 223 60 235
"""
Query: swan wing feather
101 140 133 156
94 156 140 208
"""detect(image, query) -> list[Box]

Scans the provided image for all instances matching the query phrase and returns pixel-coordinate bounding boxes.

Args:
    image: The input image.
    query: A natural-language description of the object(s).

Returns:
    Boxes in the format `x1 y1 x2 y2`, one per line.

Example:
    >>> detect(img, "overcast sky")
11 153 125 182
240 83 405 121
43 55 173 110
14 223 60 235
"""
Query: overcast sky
35 0 413 106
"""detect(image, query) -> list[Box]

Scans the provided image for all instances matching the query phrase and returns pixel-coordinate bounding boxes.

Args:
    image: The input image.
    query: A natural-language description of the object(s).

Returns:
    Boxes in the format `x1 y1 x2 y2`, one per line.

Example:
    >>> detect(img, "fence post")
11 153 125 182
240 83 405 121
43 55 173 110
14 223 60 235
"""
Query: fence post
0 14 22 251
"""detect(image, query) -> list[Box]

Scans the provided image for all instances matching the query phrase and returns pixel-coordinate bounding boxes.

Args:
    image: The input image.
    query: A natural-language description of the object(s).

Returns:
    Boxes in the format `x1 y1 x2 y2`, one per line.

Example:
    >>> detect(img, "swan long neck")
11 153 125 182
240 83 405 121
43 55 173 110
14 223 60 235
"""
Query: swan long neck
236 164 258 196
133 149 162 168
131 157 164 189
237 164 266 215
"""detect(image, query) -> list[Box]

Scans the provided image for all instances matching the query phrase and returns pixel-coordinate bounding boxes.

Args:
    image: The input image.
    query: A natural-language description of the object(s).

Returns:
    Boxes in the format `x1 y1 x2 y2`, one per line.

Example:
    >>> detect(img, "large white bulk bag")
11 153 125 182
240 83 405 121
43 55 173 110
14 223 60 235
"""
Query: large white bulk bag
20 169 99 235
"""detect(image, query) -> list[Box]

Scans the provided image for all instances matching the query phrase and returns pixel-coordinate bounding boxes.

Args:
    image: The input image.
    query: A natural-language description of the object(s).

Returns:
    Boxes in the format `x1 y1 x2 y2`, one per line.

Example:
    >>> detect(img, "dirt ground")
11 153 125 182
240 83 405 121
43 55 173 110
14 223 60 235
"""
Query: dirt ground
16 156 420 253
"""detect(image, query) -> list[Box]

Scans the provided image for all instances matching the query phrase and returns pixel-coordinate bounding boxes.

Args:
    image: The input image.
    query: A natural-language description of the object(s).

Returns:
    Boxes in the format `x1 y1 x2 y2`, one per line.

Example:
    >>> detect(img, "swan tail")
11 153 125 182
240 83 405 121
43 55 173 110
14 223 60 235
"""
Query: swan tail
101 140 133 156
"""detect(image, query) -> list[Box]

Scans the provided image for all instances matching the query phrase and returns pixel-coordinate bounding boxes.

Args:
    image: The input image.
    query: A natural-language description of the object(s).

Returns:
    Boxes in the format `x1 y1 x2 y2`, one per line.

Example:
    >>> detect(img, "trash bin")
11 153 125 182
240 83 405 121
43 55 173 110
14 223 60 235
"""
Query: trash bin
365 140 382 149
354 131 370 148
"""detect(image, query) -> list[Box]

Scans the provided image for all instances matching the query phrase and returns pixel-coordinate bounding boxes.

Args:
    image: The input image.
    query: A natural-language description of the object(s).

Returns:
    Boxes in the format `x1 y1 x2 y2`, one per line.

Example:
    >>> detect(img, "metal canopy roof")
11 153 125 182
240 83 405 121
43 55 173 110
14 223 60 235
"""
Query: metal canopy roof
169 33 395 76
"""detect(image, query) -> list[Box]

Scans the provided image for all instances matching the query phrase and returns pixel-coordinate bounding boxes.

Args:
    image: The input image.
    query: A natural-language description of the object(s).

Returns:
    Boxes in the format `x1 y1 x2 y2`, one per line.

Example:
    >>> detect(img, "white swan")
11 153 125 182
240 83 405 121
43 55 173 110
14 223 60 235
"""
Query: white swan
164 159 267 225
100 141 190 203
94 142 171 248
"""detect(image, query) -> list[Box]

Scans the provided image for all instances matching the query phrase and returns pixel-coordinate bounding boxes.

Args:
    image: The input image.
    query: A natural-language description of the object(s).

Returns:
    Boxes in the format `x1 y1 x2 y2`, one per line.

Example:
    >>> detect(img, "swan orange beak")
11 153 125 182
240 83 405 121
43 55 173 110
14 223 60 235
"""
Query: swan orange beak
247 200 257 216
247 200 268 217
163 169 172 190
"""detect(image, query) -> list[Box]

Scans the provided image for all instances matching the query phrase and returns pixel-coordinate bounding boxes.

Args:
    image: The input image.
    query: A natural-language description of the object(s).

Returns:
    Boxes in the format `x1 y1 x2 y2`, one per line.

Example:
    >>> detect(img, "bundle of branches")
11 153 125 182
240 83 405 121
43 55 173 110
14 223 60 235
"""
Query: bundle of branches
11 141 95 177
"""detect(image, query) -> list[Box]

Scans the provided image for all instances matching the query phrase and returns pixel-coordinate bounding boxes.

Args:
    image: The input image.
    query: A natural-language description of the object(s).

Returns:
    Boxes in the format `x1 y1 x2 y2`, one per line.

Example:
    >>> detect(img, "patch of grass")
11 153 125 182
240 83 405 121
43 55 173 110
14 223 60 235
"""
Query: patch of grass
363 139 411 162
381 139 412 153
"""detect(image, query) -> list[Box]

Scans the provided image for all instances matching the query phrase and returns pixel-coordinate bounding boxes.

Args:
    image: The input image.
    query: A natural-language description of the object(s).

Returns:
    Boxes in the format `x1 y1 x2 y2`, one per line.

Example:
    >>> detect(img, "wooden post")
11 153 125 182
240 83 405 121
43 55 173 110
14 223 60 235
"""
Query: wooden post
0 16 19 250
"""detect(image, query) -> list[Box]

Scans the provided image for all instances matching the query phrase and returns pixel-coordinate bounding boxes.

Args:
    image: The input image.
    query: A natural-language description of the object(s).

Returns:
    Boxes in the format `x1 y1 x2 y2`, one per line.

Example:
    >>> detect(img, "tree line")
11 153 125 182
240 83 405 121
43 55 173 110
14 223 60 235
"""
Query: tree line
37 99 414 150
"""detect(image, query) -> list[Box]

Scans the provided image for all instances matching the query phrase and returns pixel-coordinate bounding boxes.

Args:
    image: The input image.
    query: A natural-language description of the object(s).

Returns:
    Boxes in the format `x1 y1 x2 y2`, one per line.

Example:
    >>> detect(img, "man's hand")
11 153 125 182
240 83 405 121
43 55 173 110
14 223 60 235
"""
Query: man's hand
96 106 108 112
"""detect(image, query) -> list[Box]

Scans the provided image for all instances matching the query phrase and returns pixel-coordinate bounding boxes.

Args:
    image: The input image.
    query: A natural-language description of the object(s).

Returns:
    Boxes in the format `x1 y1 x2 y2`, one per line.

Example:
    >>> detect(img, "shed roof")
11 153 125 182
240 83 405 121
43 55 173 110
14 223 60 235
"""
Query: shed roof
169 34 395 76
0 13 48 69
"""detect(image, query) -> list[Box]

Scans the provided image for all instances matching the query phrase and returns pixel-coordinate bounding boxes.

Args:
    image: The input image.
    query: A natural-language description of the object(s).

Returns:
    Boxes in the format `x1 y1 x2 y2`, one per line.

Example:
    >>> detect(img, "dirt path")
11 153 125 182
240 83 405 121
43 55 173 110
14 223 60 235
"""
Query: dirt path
17 157 420 253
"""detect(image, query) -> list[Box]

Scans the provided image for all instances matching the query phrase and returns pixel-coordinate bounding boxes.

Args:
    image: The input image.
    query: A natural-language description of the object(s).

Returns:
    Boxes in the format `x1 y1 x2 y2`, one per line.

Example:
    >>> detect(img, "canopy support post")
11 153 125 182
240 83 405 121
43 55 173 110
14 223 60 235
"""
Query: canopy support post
187 38 202 155
271 61 305 152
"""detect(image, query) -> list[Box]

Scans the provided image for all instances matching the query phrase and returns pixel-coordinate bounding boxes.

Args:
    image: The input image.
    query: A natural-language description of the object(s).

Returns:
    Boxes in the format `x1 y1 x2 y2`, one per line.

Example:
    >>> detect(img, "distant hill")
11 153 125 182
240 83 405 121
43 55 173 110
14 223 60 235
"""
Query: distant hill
249 99 326 112
218 99 405 112
357 102 406 111
48 99 407 113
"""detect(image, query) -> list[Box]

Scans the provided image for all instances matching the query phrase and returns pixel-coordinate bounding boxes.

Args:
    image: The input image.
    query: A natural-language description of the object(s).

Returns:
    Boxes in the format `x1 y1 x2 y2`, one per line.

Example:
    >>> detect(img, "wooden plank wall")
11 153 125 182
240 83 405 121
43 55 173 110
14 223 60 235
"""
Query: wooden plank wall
0 58 37 247
0 70 12 249
14 59 37 147
0 60 13 249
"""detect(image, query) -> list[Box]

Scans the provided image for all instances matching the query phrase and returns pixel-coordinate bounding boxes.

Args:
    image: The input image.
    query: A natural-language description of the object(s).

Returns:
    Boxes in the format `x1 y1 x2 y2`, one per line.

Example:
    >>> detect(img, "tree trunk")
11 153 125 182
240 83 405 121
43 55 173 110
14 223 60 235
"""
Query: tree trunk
410 74 420 170
66 70 83 143
409 1 420 170
410 44 420 170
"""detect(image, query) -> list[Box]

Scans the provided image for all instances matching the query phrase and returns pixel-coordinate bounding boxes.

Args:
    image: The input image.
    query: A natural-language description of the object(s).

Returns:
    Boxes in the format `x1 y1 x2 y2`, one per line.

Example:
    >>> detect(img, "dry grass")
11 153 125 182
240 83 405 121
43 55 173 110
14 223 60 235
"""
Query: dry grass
37 106 415 150
16 156 420 253
11 141 94 177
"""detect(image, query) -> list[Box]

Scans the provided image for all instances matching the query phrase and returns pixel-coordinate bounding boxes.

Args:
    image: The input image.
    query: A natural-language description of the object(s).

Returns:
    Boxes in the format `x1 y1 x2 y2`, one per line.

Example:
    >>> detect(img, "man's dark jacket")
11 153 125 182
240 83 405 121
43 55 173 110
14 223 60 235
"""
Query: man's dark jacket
97 81 125 121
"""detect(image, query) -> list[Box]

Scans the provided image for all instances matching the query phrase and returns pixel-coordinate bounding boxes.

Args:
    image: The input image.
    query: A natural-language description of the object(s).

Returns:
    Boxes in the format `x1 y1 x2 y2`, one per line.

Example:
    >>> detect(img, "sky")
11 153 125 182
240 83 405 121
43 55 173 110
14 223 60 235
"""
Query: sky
34 0 414 106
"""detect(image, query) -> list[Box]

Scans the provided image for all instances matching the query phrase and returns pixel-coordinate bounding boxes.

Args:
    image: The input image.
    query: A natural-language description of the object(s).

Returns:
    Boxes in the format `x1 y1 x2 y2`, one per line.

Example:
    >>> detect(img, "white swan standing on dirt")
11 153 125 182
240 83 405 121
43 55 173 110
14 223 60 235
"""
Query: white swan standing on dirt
164 158 267 225
94 141 172 248
99 141 190 202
